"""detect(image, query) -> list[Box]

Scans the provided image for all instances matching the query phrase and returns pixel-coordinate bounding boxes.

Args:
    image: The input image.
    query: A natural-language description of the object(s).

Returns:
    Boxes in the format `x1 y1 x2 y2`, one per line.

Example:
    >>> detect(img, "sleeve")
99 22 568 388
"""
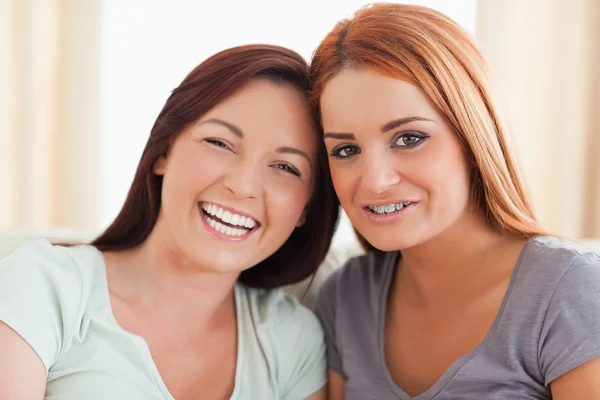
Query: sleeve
275 294 327 400
314 270 344 376
0 240 84 371
539 252 600 386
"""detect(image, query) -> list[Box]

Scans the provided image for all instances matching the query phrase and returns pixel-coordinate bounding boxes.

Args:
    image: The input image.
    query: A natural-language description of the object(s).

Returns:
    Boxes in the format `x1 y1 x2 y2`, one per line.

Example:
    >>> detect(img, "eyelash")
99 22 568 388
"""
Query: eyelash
273 163 301 177
205 138 233 152
205 138 301 177
329 131 430 159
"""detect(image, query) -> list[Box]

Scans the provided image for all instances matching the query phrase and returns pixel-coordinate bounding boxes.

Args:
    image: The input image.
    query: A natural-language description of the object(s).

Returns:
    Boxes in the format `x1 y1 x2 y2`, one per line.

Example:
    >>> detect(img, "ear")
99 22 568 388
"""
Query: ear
153 153 168 176
296 207 308 228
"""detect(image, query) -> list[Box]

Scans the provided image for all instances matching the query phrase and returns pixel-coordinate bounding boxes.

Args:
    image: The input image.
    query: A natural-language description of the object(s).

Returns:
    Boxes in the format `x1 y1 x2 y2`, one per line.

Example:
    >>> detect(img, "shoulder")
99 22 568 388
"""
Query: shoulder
0 239 101 287
509 236 600 316
526 235 598 265
317 250 397 310
525 238 600 384
322 251 396 292
521 236 600 284
0 239 102 369
238 285 327 398
239 284 322 333
533 236 600 298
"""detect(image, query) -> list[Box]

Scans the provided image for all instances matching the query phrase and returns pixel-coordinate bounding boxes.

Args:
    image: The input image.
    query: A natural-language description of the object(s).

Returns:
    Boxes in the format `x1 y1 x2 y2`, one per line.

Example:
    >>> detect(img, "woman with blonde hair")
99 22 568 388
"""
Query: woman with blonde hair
311 3 600 399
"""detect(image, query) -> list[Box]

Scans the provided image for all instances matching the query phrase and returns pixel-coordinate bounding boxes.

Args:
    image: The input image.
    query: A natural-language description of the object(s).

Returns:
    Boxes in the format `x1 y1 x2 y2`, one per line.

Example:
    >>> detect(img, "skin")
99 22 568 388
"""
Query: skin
0 78 326 400
320 68 599 399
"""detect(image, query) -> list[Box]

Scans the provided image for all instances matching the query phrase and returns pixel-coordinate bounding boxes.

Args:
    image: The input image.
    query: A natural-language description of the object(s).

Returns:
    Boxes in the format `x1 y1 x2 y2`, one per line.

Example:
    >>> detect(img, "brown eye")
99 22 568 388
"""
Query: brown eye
205 138 233 152
393 132 429 148
330 145 360 159
401 136 418 146
273 163 301 177
342 147 358 156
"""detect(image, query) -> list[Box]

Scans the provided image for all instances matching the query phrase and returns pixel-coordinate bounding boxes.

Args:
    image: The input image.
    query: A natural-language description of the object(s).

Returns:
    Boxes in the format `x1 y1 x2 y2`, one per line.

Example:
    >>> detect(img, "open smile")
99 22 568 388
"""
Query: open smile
199 202 261 241
362 201 417 222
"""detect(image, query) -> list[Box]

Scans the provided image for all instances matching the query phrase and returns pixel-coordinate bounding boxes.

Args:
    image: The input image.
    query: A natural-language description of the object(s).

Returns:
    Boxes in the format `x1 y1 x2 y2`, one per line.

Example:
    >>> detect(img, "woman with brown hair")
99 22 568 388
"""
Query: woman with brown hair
311 4 600 399
0 44 338 399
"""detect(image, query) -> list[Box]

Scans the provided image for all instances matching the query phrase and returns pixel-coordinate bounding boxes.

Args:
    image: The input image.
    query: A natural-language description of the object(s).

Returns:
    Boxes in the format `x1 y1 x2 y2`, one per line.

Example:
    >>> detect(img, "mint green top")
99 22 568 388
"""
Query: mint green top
0 240 326 399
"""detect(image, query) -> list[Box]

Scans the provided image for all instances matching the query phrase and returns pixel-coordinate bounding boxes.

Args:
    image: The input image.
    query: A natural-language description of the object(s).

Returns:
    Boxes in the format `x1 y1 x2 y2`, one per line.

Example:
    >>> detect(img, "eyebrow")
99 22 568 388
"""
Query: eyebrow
323 132 356 140
324 116 435 140
381 116 434 132
197 119 311 170
197 118 244 138
277 147 313 169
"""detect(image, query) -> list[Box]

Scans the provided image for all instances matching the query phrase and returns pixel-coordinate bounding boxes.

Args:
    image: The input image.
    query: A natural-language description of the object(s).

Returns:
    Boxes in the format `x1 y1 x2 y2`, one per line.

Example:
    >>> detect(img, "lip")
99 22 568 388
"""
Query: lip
362 199 419 208
198 202 260 242
200 201 260 225
362 201 418 223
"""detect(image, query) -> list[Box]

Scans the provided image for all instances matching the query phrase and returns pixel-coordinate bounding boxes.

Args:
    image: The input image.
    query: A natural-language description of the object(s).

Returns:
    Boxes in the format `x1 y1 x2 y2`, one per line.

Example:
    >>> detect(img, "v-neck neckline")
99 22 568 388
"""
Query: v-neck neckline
93 247 244 400
377 238 532 399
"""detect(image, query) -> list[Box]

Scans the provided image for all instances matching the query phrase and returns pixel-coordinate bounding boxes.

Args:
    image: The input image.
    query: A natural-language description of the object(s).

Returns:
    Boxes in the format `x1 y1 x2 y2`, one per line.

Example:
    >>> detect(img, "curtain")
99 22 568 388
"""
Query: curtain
476 0 600 239
0 0 102 229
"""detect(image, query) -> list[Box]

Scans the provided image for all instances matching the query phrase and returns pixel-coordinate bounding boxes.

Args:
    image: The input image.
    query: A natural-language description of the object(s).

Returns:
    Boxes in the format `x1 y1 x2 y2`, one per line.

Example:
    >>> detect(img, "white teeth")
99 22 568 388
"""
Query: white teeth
224 224 247 237
369 202 412 215
202 202 258 230
202 204 256 238
205 216 250 237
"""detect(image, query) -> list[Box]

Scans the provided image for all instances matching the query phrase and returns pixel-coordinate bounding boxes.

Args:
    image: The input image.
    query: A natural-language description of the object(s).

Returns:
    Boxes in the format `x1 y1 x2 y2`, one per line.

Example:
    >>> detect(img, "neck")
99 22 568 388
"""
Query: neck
396 208 523 311
106 224 240 323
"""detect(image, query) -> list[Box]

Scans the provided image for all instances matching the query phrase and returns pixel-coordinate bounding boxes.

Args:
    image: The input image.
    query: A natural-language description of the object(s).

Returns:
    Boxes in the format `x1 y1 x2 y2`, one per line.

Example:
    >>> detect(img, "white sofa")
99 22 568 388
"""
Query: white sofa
1 228 599 308
0 228 363 308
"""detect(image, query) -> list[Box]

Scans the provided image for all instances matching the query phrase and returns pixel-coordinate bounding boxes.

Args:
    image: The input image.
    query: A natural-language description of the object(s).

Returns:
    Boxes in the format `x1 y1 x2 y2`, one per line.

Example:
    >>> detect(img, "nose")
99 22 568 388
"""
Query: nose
223 159 263 200
360 150 401 194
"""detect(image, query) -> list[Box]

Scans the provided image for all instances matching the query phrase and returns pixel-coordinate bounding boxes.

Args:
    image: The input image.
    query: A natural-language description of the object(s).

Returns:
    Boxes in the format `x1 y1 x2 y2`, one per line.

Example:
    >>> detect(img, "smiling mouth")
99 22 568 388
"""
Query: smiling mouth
366 202 413 215
199 202 260 238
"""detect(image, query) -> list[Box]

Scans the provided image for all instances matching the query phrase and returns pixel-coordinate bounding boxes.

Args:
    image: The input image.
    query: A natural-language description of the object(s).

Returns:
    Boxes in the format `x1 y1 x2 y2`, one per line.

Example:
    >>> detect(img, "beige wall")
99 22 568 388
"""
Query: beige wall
477 0 600 238
0 0 102 229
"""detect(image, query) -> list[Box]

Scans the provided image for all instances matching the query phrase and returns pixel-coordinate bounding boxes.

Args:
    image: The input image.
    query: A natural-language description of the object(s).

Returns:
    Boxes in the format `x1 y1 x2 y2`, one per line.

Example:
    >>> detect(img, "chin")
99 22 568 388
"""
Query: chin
363 234 422 252
188 250 251 274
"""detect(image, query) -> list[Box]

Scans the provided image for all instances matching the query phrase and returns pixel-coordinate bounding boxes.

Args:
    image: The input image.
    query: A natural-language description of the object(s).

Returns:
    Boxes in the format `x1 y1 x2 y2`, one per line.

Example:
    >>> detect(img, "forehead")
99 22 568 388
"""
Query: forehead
320 69 440 129
207 78 316 137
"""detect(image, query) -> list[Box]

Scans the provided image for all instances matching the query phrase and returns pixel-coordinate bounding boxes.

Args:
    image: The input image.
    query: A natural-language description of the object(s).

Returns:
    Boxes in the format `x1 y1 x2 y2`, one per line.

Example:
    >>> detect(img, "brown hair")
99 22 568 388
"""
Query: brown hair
309 3 547 252
93 44 339 288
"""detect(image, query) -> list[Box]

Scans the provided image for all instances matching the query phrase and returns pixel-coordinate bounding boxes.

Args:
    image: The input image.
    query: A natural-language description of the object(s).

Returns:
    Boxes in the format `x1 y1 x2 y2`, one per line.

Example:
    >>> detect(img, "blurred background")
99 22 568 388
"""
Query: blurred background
1 0 599 247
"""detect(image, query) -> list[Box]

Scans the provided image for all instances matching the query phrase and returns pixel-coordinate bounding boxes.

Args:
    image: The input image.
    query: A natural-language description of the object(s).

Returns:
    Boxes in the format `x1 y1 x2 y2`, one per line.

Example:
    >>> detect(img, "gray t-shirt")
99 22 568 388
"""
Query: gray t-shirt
315 236 600 399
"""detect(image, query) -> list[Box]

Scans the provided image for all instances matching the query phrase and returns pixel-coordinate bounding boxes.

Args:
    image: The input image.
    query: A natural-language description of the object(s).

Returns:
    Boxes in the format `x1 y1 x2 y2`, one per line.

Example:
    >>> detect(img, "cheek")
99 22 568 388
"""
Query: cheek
328 162 357 205
421 145 472 210
264 177 311 224
177 150 228 191
160 153 228 219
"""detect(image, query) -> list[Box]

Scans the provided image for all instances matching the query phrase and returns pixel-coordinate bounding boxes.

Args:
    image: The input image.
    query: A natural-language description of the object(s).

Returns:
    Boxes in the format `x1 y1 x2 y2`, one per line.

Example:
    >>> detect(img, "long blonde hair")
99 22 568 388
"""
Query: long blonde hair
309 3 547 251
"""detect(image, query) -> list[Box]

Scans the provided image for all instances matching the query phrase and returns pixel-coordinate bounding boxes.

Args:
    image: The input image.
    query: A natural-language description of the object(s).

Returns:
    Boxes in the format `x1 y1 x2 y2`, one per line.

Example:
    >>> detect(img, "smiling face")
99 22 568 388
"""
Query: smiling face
153 78 318 272
320 69 473 251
